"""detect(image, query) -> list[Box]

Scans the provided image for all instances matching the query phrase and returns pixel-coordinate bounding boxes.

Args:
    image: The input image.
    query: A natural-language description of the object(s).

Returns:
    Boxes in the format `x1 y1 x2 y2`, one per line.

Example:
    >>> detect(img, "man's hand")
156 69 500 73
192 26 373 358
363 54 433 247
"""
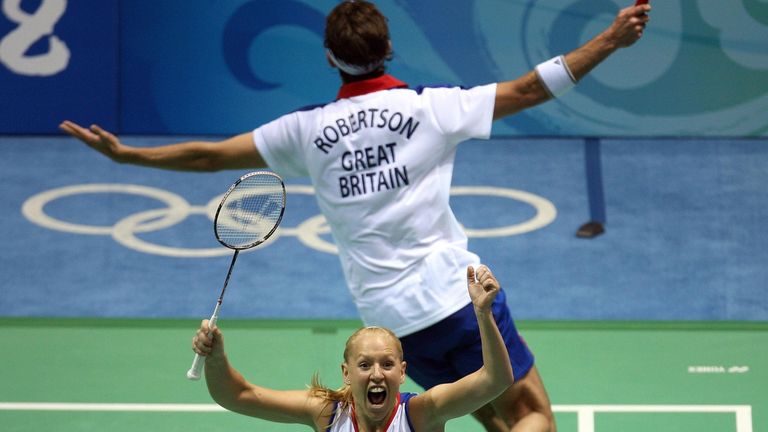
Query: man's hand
59 120 127 162
607 3 652 49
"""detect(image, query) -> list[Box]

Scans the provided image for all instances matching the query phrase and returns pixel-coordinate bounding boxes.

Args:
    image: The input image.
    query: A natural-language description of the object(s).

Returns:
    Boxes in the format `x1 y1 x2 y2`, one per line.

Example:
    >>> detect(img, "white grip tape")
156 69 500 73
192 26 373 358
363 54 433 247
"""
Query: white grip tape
535 55 576 98
186 305 221 381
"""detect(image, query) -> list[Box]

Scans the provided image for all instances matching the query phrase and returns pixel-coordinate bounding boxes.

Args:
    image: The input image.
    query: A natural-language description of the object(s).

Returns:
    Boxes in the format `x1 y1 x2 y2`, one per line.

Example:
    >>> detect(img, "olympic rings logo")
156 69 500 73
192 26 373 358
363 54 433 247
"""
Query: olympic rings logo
21 184 557 258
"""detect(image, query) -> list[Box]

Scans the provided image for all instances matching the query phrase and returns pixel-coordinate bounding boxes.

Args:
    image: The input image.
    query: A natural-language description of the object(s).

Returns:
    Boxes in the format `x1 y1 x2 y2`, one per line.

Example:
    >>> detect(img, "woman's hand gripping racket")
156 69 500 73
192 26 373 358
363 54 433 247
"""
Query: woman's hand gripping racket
187 171 286 380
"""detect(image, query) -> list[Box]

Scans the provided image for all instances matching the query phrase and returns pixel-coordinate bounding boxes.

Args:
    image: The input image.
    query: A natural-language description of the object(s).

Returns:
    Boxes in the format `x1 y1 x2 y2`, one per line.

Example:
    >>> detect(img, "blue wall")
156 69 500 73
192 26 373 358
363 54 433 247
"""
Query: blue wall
2 0 768 136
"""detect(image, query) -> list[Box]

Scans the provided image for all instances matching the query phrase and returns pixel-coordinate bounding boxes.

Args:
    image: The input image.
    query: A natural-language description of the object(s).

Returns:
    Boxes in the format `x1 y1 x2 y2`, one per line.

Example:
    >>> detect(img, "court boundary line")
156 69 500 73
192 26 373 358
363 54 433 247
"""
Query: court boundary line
556 405 752 432
0 403 226 412
0 403 752 432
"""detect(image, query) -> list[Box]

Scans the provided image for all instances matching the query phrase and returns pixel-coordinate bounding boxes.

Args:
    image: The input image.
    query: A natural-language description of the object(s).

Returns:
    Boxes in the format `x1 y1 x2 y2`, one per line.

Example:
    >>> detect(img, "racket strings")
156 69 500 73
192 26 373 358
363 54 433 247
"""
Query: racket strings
215 174 285 249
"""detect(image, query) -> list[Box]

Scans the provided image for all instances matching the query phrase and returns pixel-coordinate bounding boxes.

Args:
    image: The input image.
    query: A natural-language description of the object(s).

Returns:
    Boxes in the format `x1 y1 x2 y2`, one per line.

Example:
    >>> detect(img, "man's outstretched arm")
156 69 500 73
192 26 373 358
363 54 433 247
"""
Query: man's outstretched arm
493 2 651 119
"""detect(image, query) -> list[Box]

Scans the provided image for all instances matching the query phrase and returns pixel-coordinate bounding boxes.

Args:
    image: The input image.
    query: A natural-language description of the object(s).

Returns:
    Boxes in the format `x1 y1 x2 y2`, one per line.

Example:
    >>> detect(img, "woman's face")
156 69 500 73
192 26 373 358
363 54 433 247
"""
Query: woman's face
342 331 406 422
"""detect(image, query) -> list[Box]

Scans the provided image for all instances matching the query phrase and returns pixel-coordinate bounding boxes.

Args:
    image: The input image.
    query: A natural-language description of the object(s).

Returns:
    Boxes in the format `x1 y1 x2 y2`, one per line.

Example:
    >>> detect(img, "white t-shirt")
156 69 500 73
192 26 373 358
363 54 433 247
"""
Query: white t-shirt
254 76 496 336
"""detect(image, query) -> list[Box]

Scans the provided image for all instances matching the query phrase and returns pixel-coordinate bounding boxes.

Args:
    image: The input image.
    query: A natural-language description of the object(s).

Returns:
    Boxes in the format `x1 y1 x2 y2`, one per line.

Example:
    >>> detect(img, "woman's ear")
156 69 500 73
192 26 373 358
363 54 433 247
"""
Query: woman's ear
341 362 350 385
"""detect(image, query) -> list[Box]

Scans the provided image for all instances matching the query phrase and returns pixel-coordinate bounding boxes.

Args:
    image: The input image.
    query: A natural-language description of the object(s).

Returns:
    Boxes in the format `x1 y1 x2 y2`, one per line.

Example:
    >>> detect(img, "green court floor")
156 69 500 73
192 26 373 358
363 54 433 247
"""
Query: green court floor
1 319 764 431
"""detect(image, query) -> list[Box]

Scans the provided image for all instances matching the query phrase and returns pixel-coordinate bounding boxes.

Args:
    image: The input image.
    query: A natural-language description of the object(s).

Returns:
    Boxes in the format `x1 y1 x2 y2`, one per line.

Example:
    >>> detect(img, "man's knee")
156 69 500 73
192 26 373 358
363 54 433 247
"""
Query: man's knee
471 403 555 432
509 411 554 432
490 366 557 431
471 403 510 432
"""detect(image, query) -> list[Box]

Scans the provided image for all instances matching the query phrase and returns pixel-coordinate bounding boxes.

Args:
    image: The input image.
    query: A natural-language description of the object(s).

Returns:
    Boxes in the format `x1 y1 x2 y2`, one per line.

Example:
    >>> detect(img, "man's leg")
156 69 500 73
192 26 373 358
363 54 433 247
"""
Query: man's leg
472 365 556 432
401 291 555 431
471 403 509 431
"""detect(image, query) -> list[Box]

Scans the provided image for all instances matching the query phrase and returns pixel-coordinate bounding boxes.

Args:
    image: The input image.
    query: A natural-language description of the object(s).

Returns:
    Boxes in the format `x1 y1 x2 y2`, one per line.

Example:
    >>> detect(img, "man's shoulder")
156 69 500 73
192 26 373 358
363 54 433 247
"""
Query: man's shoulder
412 83 466 93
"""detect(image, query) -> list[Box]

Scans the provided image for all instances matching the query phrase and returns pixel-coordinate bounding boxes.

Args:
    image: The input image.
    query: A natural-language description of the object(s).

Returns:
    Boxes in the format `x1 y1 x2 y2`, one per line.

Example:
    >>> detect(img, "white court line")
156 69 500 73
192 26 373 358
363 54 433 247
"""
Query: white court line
0 403 225 412
0 403 753 432
555 405 752 432
555 404 751 412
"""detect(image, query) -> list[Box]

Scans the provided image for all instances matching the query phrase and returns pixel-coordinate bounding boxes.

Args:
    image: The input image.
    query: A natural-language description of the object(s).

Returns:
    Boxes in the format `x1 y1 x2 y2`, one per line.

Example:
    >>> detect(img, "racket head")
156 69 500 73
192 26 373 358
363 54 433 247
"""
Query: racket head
214 171 286 250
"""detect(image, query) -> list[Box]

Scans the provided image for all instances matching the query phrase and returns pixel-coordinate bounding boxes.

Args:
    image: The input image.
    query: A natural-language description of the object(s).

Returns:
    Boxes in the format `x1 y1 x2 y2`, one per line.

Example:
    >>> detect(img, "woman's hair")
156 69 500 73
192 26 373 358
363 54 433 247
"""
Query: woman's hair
324 0 392 78
308 326 403 428
342 326 403 362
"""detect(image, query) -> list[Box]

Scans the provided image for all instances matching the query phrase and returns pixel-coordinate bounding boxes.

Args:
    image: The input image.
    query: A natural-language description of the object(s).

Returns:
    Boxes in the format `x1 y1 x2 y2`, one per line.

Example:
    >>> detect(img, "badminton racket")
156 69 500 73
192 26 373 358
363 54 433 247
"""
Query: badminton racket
187 171 286 380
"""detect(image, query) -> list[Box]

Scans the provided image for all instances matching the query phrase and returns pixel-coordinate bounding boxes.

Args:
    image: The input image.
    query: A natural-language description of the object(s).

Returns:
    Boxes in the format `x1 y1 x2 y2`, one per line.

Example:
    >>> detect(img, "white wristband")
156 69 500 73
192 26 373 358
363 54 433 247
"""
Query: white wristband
535 55 576 98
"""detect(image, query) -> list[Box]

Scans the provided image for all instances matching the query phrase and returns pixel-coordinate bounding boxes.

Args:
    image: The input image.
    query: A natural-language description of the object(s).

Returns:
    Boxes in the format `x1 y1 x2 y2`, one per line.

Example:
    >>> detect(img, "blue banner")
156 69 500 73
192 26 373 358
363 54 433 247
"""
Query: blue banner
2 0 767 136
0 0 118 133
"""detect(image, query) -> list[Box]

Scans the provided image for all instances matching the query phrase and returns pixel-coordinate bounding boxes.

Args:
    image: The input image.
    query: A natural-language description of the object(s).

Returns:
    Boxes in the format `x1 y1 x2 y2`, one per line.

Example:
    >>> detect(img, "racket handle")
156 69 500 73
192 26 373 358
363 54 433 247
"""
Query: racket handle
186 305 221 381
186 354 205 381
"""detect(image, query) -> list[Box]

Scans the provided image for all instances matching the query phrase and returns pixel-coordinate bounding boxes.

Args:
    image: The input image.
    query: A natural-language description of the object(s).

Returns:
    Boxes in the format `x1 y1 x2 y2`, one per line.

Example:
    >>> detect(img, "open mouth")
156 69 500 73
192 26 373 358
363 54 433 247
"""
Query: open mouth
367 387 387 405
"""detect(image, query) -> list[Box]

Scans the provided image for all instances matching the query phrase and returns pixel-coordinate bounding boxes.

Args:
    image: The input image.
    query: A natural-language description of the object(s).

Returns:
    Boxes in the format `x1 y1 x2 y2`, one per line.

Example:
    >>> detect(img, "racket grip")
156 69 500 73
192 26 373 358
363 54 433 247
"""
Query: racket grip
186 353 205 381
186 305 221 381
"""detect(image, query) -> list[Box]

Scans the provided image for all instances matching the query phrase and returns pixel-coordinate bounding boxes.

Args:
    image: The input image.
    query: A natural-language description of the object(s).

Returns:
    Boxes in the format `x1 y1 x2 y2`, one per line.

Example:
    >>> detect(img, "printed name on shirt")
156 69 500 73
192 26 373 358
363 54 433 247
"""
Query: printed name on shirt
311 108 419 199
313 108 419 154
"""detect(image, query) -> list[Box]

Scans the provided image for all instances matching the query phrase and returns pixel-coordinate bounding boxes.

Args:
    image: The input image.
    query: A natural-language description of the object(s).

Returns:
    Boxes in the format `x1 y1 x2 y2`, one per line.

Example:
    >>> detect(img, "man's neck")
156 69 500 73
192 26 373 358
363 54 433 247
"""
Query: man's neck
336 74 408 99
